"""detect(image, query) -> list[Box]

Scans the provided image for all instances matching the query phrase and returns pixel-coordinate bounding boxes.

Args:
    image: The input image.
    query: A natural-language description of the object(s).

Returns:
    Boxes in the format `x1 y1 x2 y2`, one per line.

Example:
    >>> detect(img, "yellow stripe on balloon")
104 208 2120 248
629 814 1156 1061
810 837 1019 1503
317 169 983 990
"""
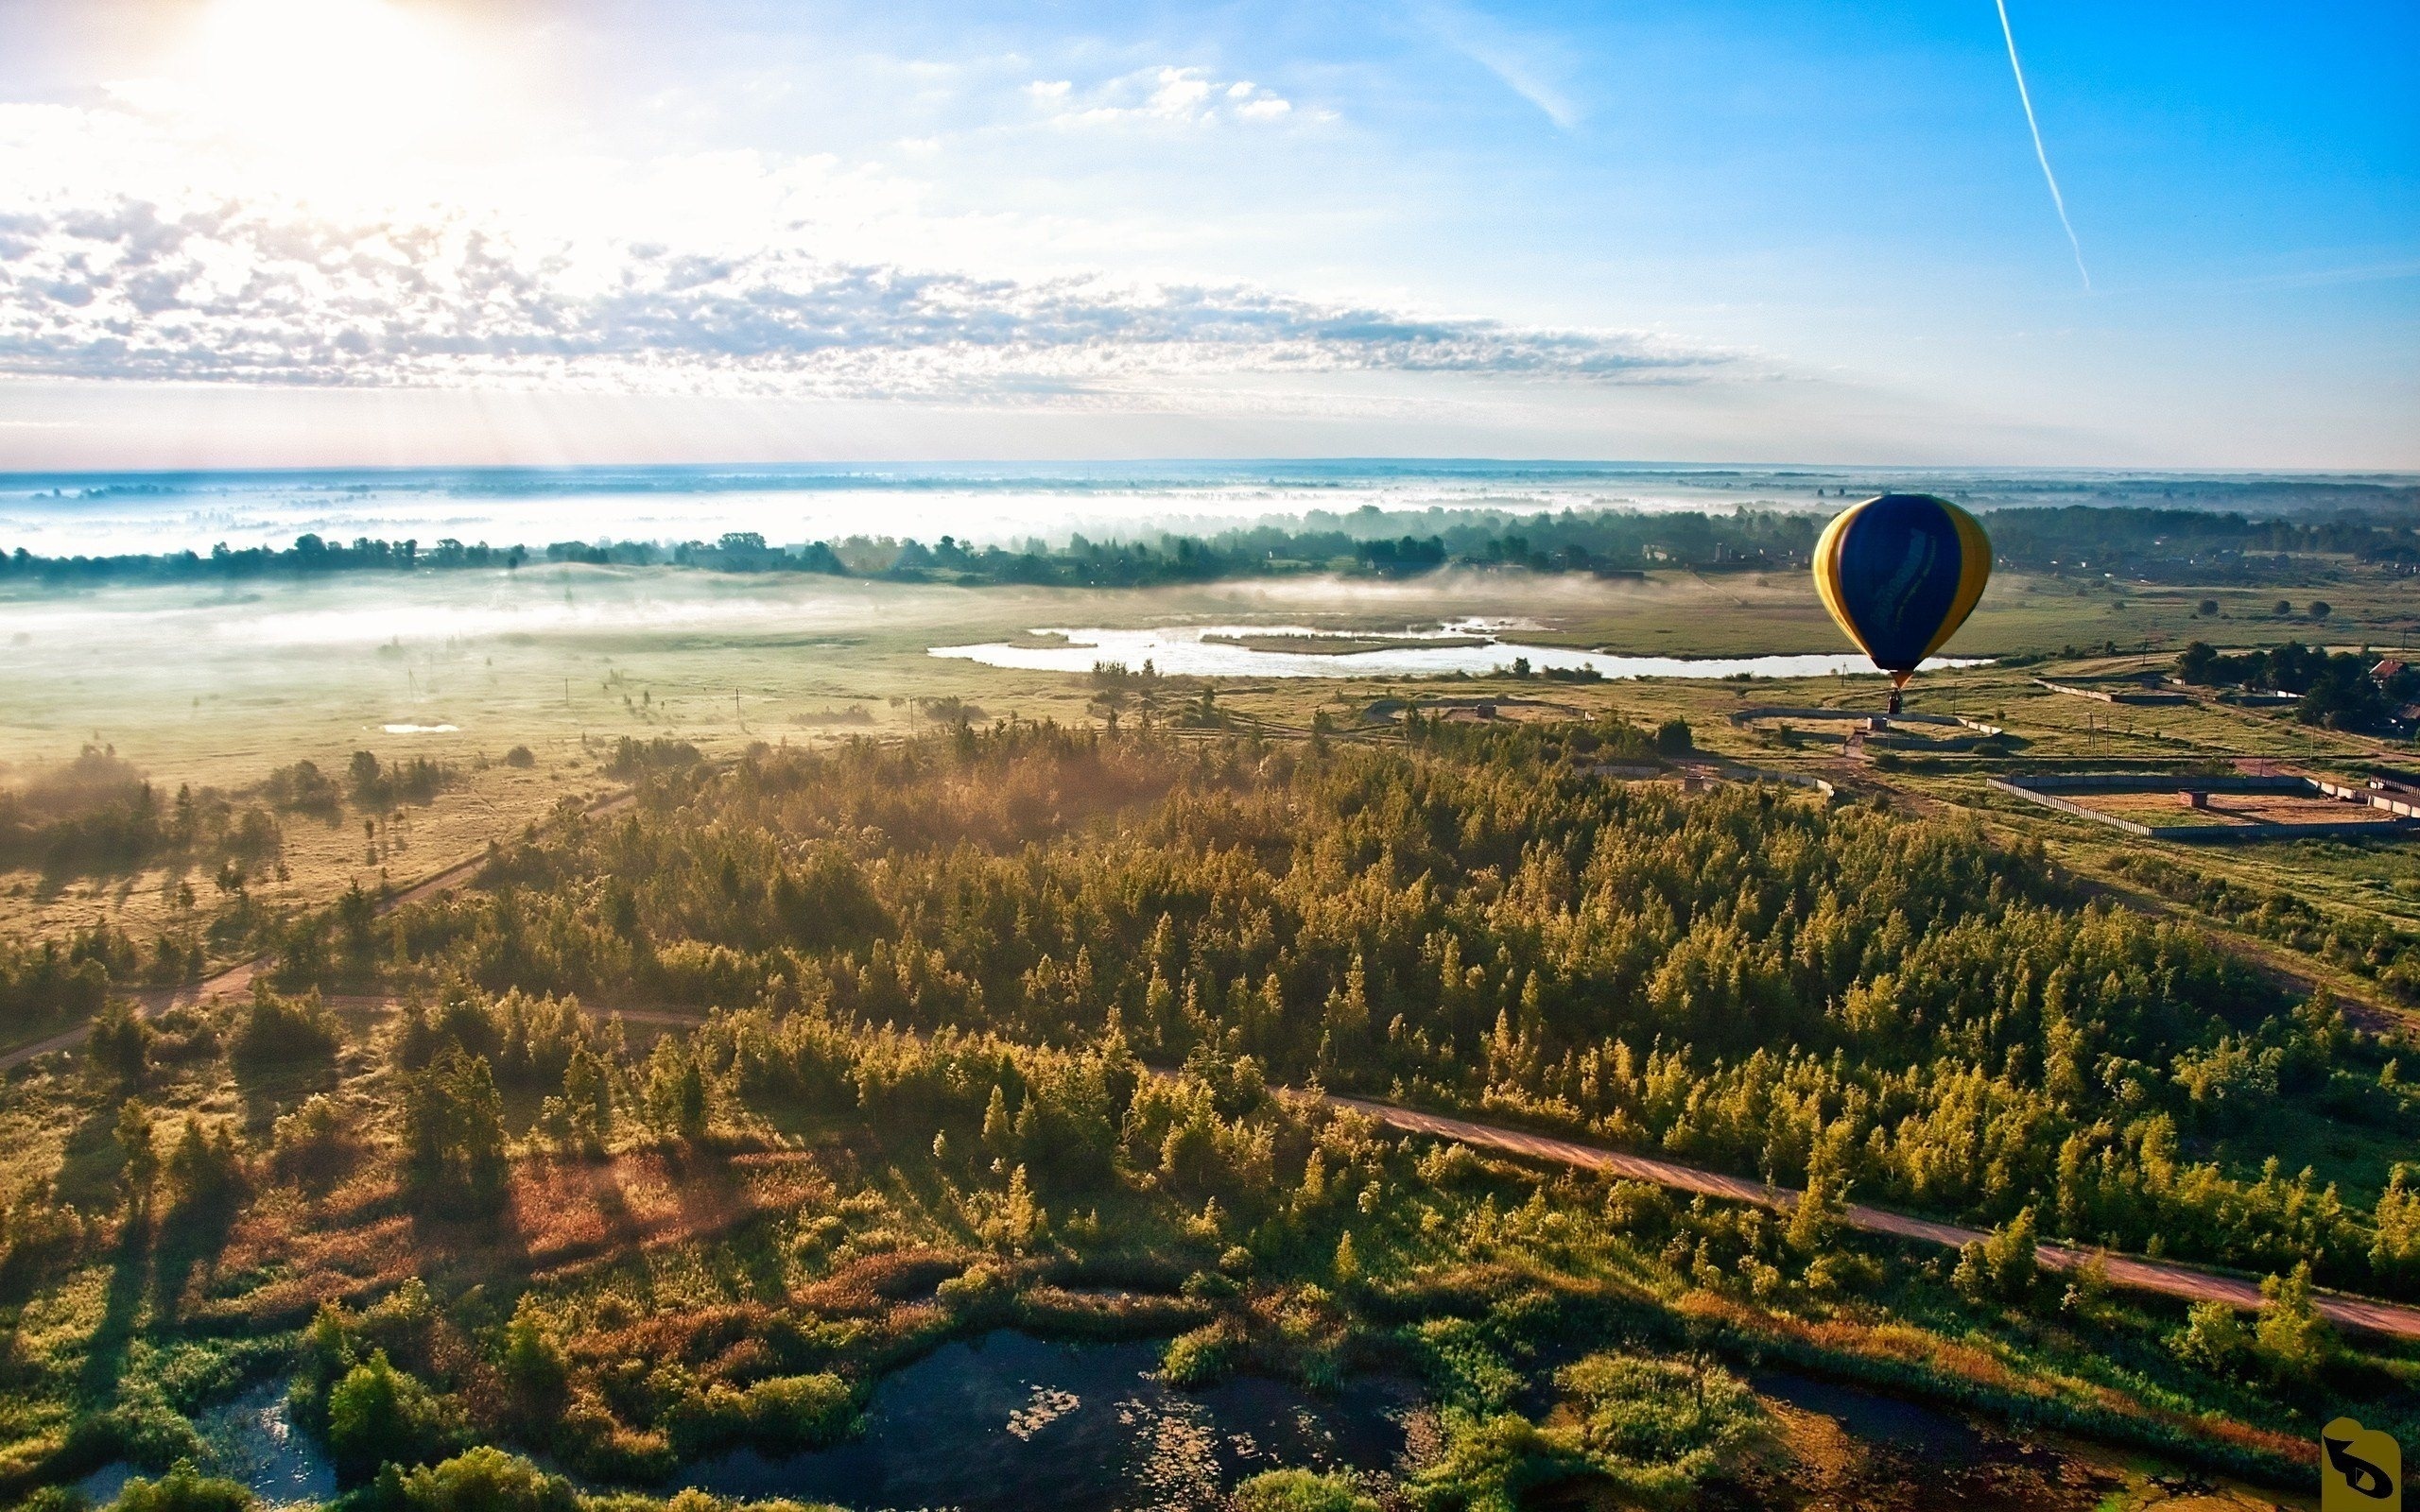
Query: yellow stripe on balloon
1813 504 1873 662
1922 502 1994 660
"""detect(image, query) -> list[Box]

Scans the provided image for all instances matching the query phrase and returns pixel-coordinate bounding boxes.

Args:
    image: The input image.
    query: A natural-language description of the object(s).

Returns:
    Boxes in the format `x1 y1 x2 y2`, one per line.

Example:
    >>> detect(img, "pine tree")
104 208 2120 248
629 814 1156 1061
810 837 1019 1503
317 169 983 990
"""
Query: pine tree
2372 1165 2420 1285
403 1050 510 1212
2254 1262 2330 1383
560 1042 614 1153
499 1297 570 1430
982 1084 1014 1161
1003 1164 1043 1250
646 1038 708 1139
115 1099 158 1214
168 1117 242 1211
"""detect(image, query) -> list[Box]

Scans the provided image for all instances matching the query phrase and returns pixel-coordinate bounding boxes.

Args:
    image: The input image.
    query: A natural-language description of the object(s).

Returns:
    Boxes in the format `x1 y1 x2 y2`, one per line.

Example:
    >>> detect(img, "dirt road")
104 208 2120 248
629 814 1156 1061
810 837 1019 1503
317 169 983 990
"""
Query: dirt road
1318 1092 2420 1341
9 766 2414 1344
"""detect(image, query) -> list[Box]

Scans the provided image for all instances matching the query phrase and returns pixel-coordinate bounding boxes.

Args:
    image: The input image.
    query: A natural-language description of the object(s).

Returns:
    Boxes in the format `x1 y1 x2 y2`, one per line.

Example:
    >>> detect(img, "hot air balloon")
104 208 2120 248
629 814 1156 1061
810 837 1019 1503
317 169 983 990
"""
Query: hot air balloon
1812 493 1991 714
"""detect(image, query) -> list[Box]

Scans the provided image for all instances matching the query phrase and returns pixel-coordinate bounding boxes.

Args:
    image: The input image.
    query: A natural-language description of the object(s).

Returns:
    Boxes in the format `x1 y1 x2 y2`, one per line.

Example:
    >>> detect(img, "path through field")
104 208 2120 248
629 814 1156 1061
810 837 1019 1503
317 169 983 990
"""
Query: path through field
1318 1093 2420 1340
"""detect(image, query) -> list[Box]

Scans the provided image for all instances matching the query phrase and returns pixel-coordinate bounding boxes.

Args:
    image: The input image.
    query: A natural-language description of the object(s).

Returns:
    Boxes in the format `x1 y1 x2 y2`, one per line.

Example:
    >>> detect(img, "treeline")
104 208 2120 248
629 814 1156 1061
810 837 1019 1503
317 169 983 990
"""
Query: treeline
269 720 2418 1296
0 535 527 585
0 747 457 883
2110 850 2420 1003
18 503 2409 593
0 512 1809 588
0 747 283 880
2175 641 2416 730
1984 507 2420 581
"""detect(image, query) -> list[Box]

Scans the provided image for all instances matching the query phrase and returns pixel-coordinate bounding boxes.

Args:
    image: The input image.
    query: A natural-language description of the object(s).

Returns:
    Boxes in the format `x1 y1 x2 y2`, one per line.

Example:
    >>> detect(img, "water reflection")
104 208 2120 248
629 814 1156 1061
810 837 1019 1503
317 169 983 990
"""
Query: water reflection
675 1332 1424 1512
74 1380 334 1511
931 623 1984 680
196 1380 337 1508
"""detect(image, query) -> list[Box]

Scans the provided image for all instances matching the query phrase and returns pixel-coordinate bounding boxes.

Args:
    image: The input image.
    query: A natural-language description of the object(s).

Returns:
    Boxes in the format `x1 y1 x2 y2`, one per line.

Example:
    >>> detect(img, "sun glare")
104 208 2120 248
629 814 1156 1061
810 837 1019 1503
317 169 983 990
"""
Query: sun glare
175 0 482 170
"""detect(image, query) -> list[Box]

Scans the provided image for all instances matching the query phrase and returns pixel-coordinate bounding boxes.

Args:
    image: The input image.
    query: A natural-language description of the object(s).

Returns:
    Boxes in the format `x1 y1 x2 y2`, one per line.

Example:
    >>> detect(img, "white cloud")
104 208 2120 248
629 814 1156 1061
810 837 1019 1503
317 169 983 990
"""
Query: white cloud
1417 3 1582 130
0 193 1728 395
1028 65 1299 129
0 98 1731 401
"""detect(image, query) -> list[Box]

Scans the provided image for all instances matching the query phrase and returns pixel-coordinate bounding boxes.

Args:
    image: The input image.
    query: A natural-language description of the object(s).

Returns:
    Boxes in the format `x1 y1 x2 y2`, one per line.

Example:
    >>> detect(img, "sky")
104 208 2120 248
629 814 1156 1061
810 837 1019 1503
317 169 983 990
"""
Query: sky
0 0 2412 471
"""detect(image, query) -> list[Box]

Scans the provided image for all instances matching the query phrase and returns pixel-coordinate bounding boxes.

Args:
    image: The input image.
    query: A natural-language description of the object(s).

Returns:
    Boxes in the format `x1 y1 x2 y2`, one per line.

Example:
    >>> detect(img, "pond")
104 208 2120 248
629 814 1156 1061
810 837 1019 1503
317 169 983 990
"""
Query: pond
1745 1368 2316 1512
77 1380 336 1511
929 621 1984 680
673 1332 1428 1512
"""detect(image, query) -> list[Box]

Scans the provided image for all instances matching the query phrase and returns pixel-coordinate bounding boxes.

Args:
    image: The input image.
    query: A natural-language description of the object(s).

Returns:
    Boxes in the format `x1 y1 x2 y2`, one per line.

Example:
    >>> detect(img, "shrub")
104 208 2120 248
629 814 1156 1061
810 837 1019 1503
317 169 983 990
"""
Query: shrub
502 747 536 769
739 1374 853 1450
2169 1300 2253 1375
496 1299 570 1432
147 1005 218 1061
233 986 341 1065
1161 1318 1245 1387
165 1118 245 1213
89 1002 153 1088
1409 1412 1587 1512
110 1461 252 1512
2373 1165 2420 1286
605 738 701 779
326 1349 457 1481
263 760 342 816
665 1374 852 1457
401 1050 510 1213
1951 1207 2039 1304
1555 1351 1759 1488
1234 1469 1378 1512
370 1447 575 1512
272 1095 364 1190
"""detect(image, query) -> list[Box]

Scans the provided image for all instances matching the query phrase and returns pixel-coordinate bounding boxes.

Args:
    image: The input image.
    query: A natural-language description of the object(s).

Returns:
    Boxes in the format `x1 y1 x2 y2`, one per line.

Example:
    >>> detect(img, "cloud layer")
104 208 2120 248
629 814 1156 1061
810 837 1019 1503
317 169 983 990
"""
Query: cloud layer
0 94 1727 400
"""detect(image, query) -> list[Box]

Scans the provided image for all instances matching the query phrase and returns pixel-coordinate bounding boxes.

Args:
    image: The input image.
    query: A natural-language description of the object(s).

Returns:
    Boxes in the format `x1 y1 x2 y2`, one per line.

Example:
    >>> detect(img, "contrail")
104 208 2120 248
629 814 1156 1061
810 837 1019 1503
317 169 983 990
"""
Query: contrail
1995 0 2090 289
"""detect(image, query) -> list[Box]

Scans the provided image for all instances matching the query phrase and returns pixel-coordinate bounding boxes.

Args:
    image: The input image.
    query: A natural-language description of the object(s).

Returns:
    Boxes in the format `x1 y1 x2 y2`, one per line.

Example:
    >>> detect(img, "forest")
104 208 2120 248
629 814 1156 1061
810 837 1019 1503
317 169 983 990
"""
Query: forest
273 721 2414 1297
5 501 2415 592
3 718 2413 1512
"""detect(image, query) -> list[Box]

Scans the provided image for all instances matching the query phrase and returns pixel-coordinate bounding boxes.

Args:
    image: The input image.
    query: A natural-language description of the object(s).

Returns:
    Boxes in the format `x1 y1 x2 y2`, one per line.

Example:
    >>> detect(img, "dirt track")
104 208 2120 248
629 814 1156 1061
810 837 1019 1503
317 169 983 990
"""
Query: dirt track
1318 1093 2420 1341
9 775 2417 1343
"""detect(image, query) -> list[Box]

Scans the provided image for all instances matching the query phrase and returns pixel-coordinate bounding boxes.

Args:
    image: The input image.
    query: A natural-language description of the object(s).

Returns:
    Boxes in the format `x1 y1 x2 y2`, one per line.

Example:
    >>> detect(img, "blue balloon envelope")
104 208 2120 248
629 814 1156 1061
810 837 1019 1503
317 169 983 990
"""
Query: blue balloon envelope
1812 493 1991 706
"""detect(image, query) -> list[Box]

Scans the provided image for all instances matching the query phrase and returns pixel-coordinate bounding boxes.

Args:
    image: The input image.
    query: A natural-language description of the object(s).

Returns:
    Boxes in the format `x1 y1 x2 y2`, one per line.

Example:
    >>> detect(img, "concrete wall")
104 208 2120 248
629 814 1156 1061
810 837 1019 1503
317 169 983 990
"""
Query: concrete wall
1987 775 2416 843
2002 773 2308 794
1728 708 2005 737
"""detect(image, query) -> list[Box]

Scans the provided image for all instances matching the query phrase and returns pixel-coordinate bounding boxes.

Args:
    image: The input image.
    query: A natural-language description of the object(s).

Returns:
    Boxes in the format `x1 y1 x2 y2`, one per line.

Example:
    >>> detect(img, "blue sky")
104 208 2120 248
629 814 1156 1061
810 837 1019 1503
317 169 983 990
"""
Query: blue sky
0 0 2411 468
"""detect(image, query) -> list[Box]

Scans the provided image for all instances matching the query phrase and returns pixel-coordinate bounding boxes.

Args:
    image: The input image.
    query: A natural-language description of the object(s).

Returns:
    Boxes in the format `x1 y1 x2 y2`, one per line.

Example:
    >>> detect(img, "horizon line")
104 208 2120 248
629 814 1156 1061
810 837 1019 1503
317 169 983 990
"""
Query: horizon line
4 457 2416 484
